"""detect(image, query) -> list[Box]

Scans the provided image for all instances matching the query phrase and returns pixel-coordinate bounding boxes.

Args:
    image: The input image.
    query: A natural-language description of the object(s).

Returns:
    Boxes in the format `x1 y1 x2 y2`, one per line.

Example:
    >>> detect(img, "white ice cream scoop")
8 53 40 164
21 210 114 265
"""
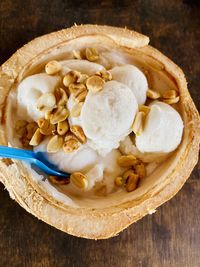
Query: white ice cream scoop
35 140 124 191
17 73 60 121
110 64 148 105
60 59 105 76
35 139 99 173
81 80 138 155
136 101 184 153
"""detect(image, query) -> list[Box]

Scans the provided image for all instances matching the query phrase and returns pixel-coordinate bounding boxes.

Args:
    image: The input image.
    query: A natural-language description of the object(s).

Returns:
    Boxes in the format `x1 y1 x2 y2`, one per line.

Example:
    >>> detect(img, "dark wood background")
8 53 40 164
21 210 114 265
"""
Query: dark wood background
0 1 199 266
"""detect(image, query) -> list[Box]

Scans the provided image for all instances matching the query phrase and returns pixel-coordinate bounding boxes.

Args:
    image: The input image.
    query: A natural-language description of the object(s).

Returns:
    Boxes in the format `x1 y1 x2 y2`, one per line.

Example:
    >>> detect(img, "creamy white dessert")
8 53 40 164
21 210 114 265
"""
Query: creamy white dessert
7 45 184 205
110 64 148 105
81 80 138 155
17 73 60 121
135 101 183 153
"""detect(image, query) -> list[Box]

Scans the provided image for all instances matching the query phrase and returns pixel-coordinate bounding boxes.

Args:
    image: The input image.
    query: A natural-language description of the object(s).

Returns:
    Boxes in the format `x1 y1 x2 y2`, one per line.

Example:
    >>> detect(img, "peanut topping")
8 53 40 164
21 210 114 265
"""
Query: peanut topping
117 155 138 167
73 88 88 103
70 102 83 117
123 169 136 180
64 133 78 142
36 93 56 111
70 125 87 144
162 89 178 99
134 163 146 179
63 71 79 87
96 70 112 81
26 122 38 140
44 110 52 120
85 47 99 62
147 89 160 99
37 118 46 128
57 121 69 135
115 157 146 191
163 96 180 104
125 173 139 192
50 107 69 124
72 50 83 59
115 177 124 187
70 172 88 189
132 111 145 136
63 138 80 153
37 119 55 136
77 73 89 84
47 135 63 153
45 60 62 75
69 83 86 94
86 75 105 93
29 128 43 146
54 88 68 106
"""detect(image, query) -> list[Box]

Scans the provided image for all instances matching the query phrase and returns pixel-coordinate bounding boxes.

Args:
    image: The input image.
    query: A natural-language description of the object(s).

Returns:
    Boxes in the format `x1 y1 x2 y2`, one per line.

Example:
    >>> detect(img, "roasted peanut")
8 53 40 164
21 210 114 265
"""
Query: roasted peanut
47 135 63 153
57 121 69 135
147 89 160 99
70 125 87 144
63 138 80 153
70 102 83 117
54 88 68 106
50 107 69 124
70 172 88 189
37 118 55 135
86 75 105 93
132 112 145 136
85 47 99 62
118 155 138 167
45 60 62 75
29 128 43 146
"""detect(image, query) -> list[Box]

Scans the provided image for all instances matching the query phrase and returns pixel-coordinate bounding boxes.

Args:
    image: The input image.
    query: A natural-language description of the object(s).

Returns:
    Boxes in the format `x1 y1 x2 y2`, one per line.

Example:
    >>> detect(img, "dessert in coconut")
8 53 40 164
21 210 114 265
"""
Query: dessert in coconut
0 24 199 239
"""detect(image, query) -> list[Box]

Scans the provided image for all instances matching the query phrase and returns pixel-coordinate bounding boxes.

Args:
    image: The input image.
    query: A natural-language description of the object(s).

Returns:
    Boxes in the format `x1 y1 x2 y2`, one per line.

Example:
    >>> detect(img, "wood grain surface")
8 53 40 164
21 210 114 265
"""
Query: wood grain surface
0 1 199 266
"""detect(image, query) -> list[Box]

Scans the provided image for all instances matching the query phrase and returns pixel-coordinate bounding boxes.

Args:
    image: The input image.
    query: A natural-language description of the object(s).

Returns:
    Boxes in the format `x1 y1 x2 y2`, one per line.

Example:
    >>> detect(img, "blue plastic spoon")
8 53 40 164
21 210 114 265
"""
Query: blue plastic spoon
0 146 70 178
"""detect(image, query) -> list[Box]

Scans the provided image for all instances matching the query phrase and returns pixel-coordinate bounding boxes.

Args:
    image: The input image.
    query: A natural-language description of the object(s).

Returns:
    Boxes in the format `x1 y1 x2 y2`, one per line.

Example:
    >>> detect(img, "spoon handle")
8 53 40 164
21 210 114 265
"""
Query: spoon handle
0 146 35 162
0 146 69 177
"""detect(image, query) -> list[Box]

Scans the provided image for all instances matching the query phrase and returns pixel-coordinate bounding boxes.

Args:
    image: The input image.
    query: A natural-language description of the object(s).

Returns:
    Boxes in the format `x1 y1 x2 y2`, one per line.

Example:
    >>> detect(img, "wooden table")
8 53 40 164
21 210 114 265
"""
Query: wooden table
0 1 199 266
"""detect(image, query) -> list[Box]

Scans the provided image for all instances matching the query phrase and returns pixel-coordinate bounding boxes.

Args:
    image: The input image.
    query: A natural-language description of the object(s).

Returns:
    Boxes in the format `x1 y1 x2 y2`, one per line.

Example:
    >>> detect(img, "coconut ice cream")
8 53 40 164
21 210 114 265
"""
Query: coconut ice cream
135 101 183 153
